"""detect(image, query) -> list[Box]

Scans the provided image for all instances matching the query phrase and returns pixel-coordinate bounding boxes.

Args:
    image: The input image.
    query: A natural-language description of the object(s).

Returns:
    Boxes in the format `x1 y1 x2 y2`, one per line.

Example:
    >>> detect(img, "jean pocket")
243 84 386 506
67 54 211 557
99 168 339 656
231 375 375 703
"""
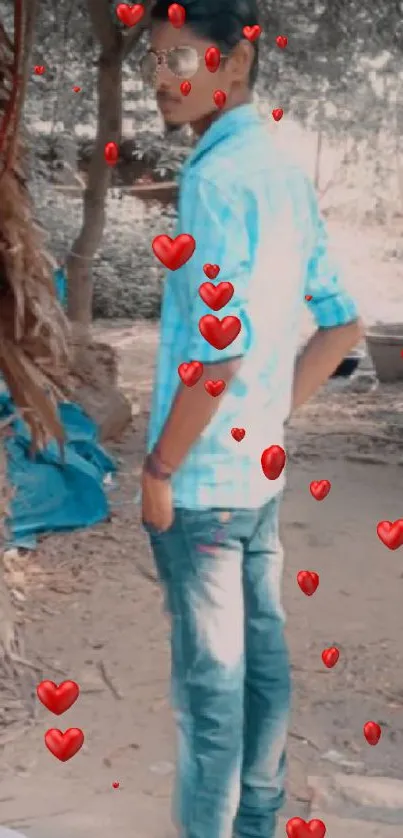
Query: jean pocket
178 508 237 546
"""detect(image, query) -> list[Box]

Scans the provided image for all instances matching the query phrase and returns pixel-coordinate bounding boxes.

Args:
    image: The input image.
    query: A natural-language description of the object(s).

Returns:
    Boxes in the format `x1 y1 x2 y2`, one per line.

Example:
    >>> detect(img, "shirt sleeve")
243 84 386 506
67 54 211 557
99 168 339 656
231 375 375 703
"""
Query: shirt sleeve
304 180 359 328
181 174 254 363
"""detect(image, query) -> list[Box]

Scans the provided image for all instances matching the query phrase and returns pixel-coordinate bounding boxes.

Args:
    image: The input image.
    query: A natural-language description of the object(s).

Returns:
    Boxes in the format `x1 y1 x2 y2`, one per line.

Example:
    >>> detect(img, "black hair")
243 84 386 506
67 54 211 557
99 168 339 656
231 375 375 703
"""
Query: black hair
150 0 260 87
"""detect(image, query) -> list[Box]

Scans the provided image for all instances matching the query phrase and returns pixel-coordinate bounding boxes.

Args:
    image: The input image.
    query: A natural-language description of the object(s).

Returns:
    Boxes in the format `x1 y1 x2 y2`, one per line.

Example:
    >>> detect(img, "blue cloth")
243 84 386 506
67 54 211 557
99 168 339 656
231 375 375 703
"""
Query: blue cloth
54 267 67 308
147 103 359 509
1 393 115 548
144 495 289 838
0 268 115 548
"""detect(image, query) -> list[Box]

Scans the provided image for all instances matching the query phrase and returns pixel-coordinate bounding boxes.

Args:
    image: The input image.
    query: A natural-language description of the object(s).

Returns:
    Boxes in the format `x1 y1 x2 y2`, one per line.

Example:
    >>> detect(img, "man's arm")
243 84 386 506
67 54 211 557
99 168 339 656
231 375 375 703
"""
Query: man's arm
151 175 252 473
155 358 241 471
292 321 363 411
291 178 363 412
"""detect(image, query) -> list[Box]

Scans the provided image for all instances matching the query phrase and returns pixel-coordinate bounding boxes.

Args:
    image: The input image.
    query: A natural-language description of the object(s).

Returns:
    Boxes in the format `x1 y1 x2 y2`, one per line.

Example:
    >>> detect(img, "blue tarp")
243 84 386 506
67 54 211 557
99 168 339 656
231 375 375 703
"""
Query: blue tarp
1 267 116 548
1 393 116 548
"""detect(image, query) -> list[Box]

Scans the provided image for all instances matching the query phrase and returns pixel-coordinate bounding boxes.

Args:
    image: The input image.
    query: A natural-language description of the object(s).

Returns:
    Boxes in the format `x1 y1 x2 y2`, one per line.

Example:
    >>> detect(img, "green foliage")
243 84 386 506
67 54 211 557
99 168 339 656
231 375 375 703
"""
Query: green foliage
254 0 402 138
132 127 192 179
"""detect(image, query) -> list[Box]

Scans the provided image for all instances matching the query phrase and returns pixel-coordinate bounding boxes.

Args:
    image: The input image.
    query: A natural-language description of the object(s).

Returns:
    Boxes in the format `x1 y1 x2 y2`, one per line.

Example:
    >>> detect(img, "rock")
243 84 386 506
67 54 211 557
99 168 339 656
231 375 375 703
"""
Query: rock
76 383 132 442
348 373 378 393
307 813 402 837
308 774 403 822
70 340 133 441
321 748 364 771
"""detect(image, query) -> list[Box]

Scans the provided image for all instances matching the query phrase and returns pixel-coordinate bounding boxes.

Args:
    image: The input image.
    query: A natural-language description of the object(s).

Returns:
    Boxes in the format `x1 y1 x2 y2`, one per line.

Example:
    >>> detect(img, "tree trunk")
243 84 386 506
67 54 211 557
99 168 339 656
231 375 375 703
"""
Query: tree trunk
66 45 123 332
66 0 151 337
20 0 38 107
64 0 152 438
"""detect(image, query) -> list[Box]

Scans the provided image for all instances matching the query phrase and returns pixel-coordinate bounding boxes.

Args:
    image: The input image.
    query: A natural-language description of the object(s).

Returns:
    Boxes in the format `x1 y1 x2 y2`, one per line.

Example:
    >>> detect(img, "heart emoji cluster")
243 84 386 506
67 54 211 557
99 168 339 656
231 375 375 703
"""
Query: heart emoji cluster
151 235 242 399
37 679 84 761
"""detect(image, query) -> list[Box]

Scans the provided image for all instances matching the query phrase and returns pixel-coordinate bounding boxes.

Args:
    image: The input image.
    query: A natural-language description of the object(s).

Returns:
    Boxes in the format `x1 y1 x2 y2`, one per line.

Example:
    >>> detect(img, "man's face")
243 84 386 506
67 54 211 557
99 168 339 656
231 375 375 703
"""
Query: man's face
145 22 236 127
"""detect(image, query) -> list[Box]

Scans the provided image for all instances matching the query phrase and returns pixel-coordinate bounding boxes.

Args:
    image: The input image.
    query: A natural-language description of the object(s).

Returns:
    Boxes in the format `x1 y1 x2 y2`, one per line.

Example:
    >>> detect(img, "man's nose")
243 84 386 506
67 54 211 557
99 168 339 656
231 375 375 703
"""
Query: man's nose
154 60 173 90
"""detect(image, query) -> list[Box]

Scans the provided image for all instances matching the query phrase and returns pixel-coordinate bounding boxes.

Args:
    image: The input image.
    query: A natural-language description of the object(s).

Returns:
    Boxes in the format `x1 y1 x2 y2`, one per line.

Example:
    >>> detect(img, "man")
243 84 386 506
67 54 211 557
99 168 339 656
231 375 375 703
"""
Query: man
140 2 362 837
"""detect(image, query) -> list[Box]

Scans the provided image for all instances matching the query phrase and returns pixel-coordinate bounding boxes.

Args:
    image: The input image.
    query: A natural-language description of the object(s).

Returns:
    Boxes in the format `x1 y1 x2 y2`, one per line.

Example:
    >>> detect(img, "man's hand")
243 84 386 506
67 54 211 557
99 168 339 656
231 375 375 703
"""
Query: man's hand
141 467 174 532
292 321 363 412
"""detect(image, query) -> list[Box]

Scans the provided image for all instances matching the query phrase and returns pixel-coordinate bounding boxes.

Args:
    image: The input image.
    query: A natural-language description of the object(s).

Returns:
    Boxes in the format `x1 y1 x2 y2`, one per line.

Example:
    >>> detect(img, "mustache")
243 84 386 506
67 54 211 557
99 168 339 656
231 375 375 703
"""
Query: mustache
157 92 181 104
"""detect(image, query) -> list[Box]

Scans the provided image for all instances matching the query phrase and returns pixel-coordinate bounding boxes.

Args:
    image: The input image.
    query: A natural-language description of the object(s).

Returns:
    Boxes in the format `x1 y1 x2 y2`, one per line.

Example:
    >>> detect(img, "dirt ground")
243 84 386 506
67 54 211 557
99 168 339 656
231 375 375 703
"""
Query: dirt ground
1 218 403 837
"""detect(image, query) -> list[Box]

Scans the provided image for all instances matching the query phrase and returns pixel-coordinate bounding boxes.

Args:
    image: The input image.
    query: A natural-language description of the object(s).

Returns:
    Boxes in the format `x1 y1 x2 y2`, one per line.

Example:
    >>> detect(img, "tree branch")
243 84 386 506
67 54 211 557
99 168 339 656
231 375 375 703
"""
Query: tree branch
20 0 39 112
86 0 120 52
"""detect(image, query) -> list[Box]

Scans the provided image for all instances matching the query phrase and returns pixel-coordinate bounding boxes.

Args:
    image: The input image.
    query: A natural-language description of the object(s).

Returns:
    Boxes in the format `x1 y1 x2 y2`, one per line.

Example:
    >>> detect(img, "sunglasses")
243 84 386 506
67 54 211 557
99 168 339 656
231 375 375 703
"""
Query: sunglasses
139 45 226 84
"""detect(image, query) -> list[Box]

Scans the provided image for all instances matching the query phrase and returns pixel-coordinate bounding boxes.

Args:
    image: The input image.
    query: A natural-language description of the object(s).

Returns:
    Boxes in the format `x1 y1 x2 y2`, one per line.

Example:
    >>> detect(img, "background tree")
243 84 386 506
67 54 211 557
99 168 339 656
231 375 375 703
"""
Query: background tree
66 0 152 337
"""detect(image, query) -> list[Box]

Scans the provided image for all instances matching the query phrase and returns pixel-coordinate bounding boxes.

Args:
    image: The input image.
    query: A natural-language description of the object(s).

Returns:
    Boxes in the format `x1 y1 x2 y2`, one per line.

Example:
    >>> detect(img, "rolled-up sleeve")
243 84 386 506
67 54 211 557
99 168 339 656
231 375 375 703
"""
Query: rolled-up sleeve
304 181 359 328
181 174 253 363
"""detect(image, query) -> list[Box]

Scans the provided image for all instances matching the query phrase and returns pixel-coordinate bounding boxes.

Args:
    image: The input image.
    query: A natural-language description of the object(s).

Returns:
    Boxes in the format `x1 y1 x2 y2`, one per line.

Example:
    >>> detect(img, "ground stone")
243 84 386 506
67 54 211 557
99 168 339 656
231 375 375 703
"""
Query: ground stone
308 774 403 823
308 812 403 838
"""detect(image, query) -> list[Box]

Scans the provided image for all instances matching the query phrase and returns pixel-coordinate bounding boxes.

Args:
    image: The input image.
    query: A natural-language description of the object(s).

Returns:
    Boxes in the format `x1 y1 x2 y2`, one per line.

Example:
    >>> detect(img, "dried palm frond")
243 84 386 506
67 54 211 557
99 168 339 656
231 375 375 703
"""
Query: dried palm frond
0 0 70 448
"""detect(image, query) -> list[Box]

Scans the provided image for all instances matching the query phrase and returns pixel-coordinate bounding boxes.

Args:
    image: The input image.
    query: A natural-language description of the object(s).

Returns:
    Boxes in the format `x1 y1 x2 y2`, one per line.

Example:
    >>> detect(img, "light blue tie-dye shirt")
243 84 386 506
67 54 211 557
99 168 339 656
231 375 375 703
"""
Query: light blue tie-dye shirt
147 104 358 510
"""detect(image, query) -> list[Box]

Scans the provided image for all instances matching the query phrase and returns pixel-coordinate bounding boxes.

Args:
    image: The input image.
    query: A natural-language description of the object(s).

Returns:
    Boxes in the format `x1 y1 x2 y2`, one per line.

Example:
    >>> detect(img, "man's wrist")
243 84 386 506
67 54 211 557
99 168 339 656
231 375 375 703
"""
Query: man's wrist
144 450 173 481
154 444 177 473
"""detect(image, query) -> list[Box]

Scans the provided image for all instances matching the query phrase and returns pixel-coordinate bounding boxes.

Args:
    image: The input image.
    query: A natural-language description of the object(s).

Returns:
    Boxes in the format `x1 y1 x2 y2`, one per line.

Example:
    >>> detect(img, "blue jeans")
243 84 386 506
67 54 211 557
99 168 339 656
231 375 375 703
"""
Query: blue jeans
144 495 290 838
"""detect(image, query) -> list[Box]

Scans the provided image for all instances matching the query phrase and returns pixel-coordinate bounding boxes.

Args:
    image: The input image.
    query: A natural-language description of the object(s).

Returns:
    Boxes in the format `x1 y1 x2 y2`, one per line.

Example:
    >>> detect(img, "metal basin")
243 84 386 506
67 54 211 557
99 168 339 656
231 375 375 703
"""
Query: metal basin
366 323 403 382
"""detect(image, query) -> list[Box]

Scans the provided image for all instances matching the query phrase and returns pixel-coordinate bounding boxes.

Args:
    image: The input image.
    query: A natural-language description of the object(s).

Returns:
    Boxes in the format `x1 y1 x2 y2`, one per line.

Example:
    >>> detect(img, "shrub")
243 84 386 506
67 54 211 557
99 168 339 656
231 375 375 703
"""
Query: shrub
32 185 176 320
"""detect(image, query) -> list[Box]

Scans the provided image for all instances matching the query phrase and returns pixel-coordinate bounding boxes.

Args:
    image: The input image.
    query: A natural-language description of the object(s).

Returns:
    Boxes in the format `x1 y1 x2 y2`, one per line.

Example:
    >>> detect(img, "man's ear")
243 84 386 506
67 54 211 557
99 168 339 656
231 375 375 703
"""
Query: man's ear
228 39 254 82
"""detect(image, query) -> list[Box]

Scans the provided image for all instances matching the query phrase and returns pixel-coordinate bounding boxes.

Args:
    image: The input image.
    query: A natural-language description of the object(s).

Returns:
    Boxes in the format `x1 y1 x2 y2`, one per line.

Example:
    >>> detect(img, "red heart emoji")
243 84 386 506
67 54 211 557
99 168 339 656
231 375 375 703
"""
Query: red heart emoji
199 314 241 349
34 65 45 75
213 89 226 108
203 263 220 279
305 294 312 301
72 85 81 92
37 680 79 715
272 108 284 121
243 25 262 42
199 281 234 311
231 427 245 442
168 3 186 28
104 141 119 165
286 817 326 838
322 646 339 668
276 35 288 49
297 570 319 596
44 728 84 762
152 233 195 271
180 80 191 96
261 445 286 480
116 3 144 27
363 721 381 746
205 46 221 72
205 379 226 397
310 479 331 501
377 519 403 550
178 361 203 387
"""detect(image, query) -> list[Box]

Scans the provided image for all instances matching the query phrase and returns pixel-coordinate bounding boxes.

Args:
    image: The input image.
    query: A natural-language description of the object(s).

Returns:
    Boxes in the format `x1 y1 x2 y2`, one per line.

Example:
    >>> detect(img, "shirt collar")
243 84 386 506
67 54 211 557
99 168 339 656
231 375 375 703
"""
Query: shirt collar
184 103 261 170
